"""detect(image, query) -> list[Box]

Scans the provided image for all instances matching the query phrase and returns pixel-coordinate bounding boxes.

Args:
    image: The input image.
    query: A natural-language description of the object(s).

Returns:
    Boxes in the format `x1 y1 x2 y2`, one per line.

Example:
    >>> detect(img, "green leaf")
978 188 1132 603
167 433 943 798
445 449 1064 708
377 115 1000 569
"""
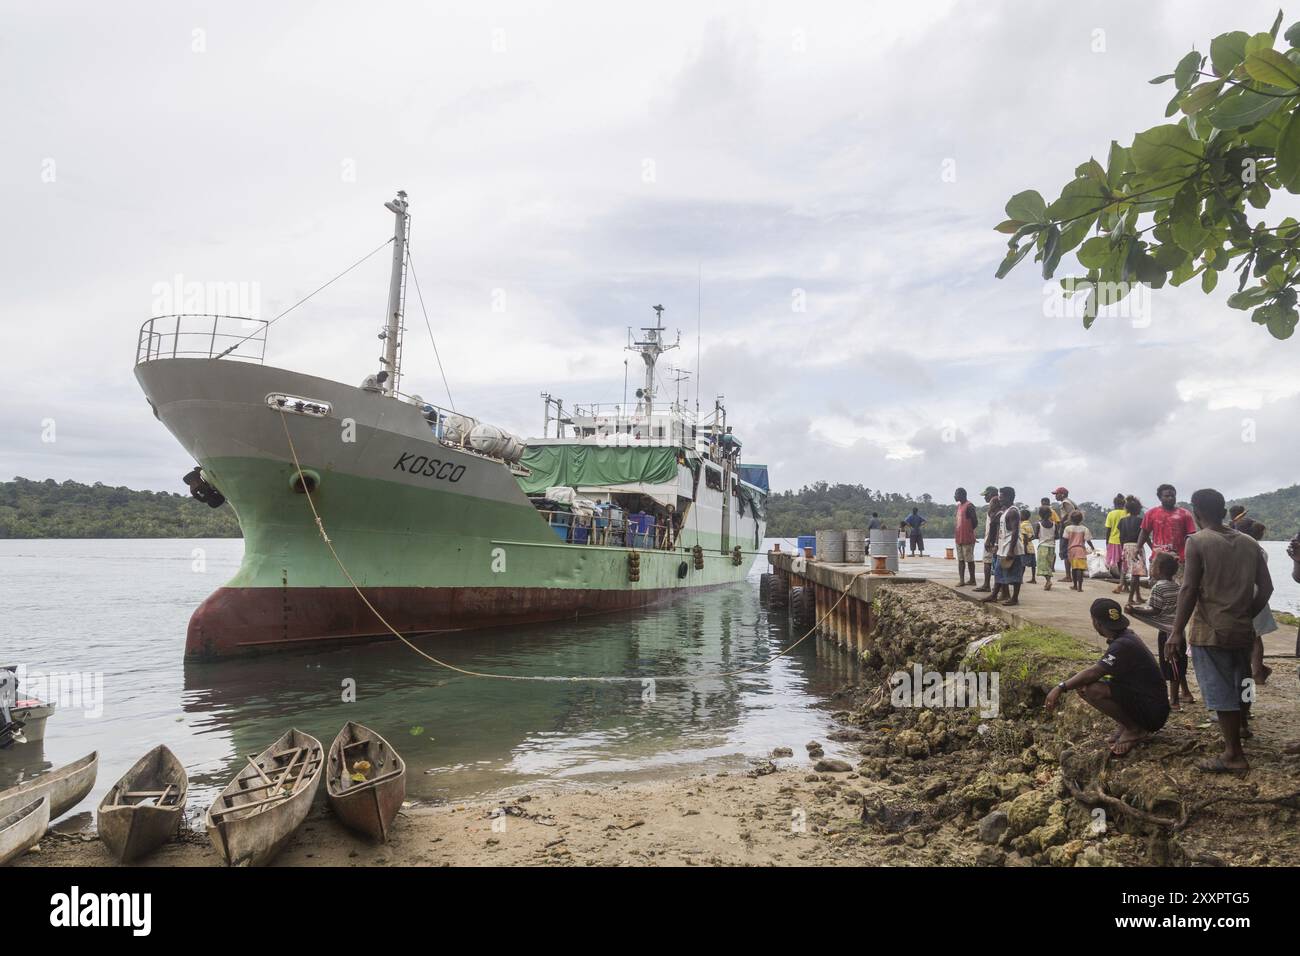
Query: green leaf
1272 9 1286 40
1276 109 1300 192
1286 22 1300 48
994 219 1024 234
1151 241 1190 271
1206 88 1287 129
994 243 1032 279
1253 302 1299 337
1076 236 1114 269
1180 80 1224 116
1057 212 1097 255
1202 267 1218 293
1149 73 1175 84
1131 124 1205 173
1228 287 1272 309
1246 32 1278 58
1005 190 1047 224
1170 184 1209 251
1046 176 1110 222
1075 157 1108 184
1174 50 1202 90
1040 224 1062 278
1210 31 1250 75
1244 48 1300 88
1105 141 1130 181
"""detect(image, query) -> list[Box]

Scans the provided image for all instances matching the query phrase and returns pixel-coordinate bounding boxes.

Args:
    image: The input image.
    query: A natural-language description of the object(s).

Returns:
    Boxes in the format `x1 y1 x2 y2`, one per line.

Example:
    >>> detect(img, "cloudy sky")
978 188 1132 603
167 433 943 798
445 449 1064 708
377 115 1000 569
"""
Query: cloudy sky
3 0 1297 504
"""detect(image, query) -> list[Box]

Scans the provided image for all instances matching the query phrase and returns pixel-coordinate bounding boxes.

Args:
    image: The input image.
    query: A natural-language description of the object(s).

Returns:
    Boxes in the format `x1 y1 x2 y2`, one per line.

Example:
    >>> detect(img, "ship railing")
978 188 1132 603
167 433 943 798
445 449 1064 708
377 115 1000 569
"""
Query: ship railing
136 315 268 365
537 510 677 550
569 402 697 423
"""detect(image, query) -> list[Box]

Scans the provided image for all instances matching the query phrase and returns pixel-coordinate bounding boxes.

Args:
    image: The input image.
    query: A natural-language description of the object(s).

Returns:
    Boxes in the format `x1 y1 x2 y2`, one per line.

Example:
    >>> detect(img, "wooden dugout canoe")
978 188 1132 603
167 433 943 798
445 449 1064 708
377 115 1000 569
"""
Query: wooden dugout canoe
325 722 406 842
205 729 323 867
0 751 98 825
96 745 188 863
0 797 50 866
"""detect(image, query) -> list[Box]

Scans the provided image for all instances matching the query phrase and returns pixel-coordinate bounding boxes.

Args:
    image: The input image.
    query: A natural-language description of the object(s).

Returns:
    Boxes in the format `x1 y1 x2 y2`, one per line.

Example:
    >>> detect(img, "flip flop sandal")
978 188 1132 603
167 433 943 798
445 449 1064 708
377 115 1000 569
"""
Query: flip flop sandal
1197 757 1248 775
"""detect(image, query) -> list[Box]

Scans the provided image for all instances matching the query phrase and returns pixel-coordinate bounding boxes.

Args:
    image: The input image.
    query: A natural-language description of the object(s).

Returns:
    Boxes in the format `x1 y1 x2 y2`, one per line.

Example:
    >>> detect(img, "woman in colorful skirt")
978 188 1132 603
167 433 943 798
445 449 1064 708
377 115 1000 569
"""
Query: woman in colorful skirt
1117 495 1146 601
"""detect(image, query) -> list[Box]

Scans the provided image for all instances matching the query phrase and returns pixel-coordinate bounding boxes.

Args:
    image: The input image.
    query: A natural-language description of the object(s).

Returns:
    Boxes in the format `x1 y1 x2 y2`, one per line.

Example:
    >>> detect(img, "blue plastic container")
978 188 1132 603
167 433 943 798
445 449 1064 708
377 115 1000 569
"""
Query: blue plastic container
796 534 816 555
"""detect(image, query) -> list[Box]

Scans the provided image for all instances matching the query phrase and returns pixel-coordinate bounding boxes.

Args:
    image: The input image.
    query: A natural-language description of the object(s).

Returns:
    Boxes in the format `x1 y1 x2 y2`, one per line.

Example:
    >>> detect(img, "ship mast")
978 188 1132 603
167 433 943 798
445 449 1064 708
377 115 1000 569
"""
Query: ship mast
381 190 410 397
627 304 678 418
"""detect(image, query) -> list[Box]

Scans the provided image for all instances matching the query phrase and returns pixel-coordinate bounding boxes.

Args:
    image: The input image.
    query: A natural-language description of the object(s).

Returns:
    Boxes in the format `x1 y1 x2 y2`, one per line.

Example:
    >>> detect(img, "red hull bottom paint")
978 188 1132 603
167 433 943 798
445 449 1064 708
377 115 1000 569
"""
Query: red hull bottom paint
185 585 729 659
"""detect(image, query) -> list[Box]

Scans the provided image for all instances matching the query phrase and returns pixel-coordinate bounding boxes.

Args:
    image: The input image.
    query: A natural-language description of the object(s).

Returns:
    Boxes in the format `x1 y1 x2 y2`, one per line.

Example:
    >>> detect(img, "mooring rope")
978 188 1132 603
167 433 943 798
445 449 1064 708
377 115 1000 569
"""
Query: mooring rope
276 408 871 683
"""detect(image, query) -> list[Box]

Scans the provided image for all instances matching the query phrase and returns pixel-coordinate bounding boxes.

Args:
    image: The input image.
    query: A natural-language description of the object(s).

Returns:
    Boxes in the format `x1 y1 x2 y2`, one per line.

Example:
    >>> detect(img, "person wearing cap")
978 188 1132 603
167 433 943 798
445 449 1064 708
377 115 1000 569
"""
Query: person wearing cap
973 486 1000 593
953 488 978 587
1043 598 1170 756
1168 488 1273 774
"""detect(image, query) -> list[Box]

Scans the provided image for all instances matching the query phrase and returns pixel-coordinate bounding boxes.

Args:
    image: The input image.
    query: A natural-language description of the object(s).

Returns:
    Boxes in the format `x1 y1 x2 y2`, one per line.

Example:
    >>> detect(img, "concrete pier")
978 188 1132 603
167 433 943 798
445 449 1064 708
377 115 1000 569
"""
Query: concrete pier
767 551 927 658
770 547 1296 662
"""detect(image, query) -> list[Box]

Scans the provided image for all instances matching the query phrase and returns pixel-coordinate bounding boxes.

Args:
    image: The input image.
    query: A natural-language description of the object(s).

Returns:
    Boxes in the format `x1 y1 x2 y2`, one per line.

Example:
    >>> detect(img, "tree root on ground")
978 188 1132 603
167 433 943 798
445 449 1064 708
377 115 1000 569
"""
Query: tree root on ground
1063 743 1300 834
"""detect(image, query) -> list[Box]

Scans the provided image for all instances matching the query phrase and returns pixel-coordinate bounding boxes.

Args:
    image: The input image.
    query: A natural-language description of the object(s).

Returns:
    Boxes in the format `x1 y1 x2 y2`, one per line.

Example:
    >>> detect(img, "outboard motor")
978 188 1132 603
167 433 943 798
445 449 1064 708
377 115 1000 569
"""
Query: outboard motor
0 667 24 749
182 465 226 508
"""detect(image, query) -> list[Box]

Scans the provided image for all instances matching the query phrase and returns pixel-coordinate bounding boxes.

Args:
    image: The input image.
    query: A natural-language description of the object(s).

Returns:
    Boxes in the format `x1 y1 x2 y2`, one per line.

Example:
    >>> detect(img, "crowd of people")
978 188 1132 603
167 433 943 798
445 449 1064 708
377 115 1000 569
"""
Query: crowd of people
942 482 1299 772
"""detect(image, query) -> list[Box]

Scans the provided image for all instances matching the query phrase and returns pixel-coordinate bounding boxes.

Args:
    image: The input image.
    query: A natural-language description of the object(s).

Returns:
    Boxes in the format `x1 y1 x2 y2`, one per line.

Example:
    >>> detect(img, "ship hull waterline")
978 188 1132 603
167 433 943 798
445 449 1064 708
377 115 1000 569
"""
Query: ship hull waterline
188 579 747 659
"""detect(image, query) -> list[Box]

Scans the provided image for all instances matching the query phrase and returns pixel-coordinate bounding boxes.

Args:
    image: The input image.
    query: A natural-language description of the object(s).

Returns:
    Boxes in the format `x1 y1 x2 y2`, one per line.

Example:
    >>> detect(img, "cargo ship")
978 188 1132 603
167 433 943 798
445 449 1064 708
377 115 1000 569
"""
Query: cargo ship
134 192 769 658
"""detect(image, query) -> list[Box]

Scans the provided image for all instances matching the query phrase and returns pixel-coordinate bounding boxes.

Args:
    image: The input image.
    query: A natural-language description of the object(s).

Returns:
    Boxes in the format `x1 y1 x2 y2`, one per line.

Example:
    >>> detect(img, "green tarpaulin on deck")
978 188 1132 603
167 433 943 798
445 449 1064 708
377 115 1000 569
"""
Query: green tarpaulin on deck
517 444 680 495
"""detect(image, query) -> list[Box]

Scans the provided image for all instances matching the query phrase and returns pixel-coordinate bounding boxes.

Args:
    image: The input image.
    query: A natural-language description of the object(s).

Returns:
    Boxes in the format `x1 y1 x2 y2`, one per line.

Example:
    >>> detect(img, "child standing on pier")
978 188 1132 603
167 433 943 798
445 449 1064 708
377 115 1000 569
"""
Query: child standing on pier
1035 505 1058 591
1062 510 1095 591
1127 551 1192 710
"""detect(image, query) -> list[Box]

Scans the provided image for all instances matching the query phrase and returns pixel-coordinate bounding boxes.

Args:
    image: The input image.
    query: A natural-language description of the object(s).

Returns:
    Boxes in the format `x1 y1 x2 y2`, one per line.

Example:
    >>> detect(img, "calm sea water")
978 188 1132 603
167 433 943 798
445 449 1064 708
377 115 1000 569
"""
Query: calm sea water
0 538 859 826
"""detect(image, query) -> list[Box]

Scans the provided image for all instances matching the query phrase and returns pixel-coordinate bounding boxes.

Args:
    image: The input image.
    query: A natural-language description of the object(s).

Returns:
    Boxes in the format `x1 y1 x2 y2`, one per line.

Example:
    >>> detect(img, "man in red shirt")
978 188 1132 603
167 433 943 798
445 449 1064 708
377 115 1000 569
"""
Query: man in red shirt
1137 483 1197 577
952 487 978 587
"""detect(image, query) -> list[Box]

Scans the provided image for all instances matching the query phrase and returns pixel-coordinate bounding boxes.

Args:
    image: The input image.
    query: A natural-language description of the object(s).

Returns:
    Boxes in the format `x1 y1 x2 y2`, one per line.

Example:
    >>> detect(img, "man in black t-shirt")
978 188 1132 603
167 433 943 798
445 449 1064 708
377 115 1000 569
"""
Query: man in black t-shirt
1044 598 1170 756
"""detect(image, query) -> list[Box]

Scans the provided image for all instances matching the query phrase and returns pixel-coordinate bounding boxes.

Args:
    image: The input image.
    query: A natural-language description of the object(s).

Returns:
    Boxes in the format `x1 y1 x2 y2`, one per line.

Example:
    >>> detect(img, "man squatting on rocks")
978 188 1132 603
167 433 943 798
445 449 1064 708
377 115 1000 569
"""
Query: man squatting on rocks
1043 598 1170 757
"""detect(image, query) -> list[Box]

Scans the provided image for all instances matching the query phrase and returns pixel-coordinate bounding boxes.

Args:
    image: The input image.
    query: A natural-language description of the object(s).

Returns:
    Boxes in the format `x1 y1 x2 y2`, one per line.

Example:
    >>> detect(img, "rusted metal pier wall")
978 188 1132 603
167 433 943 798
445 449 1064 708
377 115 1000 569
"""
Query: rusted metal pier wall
765 551 925 661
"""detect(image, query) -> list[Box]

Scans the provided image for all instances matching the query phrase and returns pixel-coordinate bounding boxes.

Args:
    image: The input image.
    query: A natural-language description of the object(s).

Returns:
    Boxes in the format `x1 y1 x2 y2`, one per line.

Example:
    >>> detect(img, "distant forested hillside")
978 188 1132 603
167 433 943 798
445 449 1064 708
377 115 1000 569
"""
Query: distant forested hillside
0 478 241 538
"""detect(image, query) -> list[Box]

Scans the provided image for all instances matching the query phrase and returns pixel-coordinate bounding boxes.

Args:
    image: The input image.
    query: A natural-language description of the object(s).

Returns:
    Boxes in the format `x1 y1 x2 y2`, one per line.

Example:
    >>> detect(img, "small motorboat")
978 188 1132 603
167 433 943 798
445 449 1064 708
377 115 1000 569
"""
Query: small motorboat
0 796 50 866
1 665 54 746
326 722 406 842
0 752 98 825
205 729 323 867
96 745 188 863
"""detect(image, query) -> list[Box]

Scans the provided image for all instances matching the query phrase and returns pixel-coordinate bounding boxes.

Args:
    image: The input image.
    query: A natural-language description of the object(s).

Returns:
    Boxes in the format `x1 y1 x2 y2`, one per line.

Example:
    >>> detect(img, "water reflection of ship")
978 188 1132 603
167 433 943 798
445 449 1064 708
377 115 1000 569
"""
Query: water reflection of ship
179 581 842 800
